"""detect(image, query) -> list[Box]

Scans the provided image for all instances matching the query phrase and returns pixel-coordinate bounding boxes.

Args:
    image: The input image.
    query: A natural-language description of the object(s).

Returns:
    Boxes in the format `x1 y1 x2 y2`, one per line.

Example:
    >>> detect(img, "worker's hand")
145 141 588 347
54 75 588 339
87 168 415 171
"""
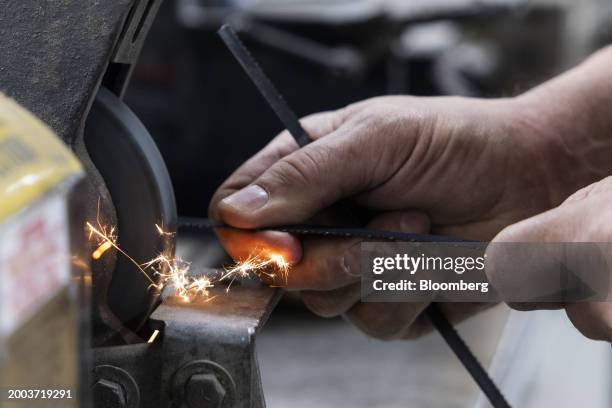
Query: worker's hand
487 176 612 341
209 93 608 339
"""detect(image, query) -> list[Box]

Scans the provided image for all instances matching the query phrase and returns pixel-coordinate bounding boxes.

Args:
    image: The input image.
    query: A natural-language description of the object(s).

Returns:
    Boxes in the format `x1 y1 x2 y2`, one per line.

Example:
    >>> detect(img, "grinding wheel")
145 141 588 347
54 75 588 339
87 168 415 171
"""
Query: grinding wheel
84 87 177 338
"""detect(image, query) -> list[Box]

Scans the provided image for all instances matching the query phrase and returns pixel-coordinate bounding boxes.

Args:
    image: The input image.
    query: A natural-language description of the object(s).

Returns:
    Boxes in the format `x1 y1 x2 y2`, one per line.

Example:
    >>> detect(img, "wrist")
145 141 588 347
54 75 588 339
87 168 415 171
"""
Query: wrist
509 47 612 204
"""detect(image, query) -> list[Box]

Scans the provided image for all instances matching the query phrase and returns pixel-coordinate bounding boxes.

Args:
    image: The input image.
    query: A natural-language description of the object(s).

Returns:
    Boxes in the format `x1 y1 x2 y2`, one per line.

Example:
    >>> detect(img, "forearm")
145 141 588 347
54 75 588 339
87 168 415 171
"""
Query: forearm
515 45 612 202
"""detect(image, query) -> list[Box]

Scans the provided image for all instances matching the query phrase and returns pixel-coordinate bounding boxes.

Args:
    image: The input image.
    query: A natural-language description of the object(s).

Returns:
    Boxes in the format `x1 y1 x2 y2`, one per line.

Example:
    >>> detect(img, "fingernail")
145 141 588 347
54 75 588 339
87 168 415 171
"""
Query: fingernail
342 243 362 277
221 185 269 212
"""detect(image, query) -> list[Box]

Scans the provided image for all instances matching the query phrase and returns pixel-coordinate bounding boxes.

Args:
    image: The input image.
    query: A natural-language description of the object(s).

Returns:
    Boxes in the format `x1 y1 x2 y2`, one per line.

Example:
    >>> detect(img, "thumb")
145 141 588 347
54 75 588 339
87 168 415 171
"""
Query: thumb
217 128 395 228
486 200 610 307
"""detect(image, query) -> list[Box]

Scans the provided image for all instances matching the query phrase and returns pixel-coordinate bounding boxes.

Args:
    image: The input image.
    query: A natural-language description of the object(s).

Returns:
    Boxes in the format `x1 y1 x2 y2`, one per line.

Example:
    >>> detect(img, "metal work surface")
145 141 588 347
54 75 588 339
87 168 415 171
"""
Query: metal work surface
152 283 281 408
157 283 280 334
92 282 280 407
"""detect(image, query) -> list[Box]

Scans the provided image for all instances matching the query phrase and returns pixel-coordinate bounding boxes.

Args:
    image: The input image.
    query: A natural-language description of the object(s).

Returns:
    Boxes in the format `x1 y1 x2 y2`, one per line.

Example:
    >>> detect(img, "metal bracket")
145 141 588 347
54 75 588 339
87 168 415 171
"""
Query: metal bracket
92 281 280 408
104 0 165 97
151 284 281 408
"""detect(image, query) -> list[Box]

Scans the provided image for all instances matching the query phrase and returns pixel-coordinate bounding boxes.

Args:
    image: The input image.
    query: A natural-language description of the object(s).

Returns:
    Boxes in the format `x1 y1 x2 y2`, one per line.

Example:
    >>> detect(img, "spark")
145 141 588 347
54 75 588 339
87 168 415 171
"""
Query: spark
268 253 291 284
92 241 112 260
155 223 175 237
147 329 160 344
220 251 291 291
86 221 157 286
87 212 215 302
144 253 215 303
87 202 292 303
88 198 119 261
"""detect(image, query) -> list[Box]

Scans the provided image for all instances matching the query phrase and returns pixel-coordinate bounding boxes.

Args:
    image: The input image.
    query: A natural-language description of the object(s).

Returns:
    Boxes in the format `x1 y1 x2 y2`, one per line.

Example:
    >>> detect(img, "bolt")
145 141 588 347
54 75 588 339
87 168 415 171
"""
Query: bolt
92 379 126 408
184 373 226 408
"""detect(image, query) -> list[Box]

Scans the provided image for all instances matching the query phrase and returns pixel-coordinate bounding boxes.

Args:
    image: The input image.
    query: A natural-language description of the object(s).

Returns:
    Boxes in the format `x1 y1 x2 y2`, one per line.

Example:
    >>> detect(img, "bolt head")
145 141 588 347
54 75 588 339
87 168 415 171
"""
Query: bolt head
92 379 126 408
185 373 226 408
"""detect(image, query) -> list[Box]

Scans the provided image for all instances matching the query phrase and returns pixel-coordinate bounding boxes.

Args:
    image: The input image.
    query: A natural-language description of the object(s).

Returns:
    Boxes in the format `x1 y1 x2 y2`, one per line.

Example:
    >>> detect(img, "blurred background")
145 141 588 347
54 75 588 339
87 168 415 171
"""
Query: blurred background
126 0 612 406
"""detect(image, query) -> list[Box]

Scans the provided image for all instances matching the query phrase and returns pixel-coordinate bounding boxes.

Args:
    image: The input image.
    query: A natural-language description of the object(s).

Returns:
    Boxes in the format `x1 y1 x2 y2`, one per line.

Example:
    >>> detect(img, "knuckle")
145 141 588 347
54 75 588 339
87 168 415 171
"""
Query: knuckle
565 176 612 204
358 106 403 132
565 184 595 203
270 147 329 189
267 133 298 159
270 158 310 187
301 110 344 137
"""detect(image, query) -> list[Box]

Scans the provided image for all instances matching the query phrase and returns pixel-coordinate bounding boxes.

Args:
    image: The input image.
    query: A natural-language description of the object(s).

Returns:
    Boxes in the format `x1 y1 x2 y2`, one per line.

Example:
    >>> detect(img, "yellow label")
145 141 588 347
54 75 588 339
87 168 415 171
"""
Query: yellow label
0 94 82 221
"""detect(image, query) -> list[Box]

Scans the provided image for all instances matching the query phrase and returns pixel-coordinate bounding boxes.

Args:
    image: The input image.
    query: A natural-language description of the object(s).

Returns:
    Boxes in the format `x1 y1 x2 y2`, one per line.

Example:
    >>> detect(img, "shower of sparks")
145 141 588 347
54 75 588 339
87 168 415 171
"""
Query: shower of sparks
220 251 291 292
144 253 215 303
86 219 218 302
87 205 292 303
86 221 157 286
89 200 118 261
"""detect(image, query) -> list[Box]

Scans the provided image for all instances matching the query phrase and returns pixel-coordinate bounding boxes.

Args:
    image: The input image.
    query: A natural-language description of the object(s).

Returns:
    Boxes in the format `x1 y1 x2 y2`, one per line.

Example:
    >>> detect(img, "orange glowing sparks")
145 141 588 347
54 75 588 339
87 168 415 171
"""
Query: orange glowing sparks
87 217 218 302
86 221 157 285
268 253 291 283
87 204 292 303
220 251 291 292
92 241 112 260
145 253 215 303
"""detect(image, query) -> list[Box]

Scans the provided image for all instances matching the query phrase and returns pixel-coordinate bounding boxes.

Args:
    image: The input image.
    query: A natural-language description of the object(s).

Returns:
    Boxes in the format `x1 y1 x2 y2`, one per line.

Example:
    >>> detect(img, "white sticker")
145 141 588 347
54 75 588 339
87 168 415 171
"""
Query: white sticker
0 193 71 336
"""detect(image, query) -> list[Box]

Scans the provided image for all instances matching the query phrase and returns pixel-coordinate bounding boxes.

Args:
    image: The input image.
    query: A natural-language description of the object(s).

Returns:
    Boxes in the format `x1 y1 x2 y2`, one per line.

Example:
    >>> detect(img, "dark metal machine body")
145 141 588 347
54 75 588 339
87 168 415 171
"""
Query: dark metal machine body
0 1 278 407
0 0 171 341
